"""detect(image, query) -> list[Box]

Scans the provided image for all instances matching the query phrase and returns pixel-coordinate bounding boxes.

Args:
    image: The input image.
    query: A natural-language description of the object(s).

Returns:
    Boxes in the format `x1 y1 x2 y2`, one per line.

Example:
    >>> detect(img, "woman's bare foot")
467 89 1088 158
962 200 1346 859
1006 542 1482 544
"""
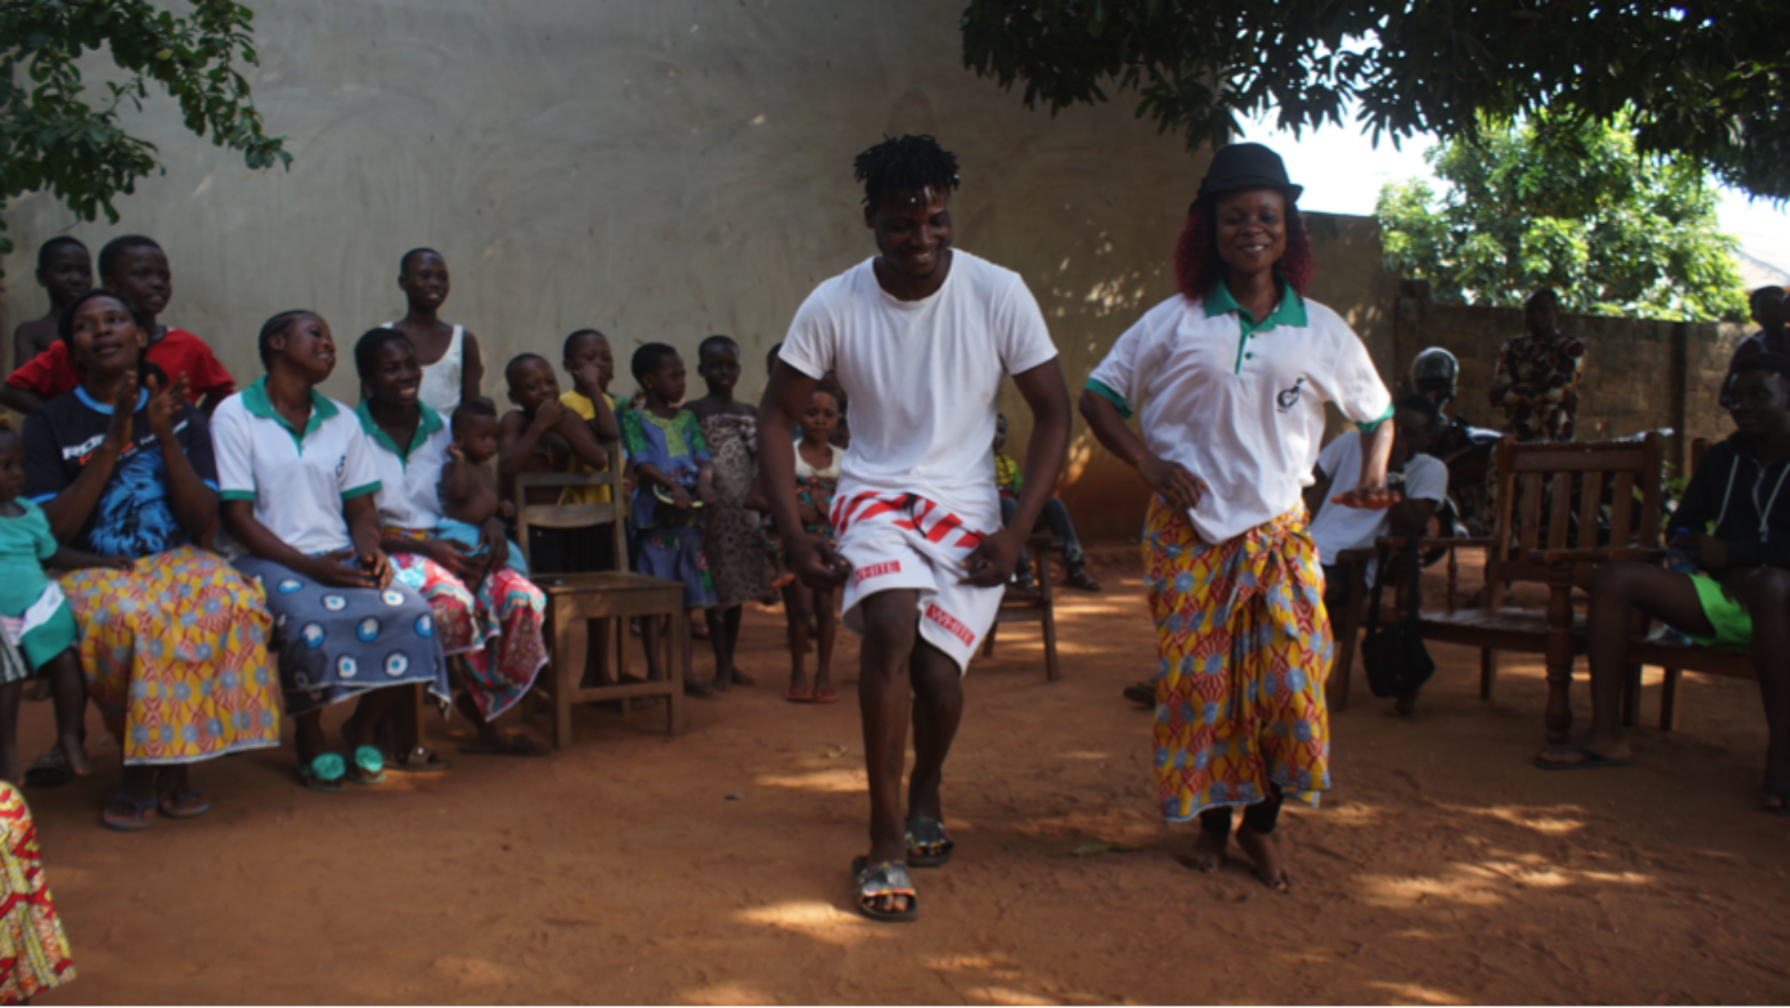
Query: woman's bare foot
1236 825 1292 892
1176 826 1229 873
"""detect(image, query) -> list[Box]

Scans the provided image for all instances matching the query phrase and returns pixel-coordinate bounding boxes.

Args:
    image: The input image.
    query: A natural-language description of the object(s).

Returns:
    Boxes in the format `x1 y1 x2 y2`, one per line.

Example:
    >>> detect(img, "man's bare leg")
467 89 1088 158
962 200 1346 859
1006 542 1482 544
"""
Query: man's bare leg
1536 561 1710 767
908 637 964 828
1739 569 1790 810
857 590 919 914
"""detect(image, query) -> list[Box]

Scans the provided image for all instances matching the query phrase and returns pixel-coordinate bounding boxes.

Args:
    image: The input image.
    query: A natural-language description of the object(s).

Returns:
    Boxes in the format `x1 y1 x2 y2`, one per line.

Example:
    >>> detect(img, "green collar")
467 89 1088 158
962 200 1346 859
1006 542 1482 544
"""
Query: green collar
1204 277 1308 330
1206 278 1308 373
241 376 340 451
355 400 444 464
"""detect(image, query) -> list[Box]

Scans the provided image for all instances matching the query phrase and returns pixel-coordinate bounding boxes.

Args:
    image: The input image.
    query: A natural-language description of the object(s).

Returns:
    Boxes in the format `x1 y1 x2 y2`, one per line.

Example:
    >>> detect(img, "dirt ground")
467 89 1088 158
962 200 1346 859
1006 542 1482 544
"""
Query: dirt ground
18 549 1790 1005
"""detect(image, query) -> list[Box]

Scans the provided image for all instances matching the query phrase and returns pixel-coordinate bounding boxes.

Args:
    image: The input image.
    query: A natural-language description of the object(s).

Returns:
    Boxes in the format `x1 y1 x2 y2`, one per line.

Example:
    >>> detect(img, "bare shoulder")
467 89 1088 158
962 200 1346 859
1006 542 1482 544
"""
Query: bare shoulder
498 409 529 439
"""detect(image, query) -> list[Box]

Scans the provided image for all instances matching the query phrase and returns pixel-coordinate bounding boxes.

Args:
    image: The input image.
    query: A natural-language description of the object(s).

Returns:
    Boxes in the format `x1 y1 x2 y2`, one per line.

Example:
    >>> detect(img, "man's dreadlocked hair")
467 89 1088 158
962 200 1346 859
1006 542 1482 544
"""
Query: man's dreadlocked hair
853 135 960 209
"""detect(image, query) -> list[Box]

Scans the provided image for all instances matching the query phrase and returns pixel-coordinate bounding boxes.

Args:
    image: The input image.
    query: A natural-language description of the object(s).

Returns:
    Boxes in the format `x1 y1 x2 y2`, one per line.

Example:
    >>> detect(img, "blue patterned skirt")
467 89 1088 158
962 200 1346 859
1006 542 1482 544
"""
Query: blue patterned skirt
235 556 450 717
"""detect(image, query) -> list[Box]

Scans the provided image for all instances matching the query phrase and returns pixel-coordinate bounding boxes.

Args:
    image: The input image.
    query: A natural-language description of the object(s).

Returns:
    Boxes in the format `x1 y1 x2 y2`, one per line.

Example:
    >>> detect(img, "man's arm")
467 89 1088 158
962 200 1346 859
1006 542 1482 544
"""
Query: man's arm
960 359 1070 587
758 360 844 588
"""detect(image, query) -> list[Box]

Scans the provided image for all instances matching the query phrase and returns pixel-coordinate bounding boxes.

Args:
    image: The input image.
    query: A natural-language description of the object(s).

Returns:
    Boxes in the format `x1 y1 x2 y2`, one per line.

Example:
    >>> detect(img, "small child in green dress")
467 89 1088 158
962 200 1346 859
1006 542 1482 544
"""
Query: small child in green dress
0 424 131 783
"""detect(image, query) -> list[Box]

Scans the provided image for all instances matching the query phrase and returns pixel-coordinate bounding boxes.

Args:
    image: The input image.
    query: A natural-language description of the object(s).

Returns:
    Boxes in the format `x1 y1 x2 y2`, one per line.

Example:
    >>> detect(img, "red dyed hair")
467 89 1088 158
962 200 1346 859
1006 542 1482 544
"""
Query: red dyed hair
1173 194 1315 303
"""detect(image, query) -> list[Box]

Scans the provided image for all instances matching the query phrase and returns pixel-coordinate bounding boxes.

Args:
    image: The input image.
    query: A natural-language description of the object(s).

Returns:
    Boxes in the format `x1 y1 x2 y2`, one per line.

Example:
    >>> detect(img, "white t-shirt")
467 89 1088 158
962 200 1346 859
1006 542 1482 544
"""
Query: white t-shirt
356 402 454 532
213 377 383 556
1309 430 1449 564
794 438 843 480
780 251 1058 521
1086 286 1392 543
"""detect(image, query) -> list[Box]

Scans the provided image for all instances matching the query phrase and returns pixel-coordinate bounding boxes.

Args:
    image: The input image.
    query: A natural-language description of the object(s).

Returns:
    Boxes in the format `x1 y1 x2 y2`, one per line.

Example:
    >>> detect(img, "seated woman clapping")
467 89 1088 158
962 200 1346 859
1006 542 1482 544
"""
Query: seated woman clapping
353 327 548 758
211 310 450 791
22 289 281 831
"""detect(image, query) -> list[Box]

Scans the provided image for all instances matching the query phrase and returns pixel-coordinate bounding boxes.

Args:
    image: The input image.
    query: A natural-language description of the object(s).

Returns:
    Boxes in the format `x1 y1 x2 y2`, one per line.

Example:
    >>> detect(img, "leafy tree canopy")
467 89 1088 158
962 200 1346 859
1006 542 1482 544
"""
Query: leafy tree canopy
1 1 289 269
960 1 1790 201
1375 111 1746 323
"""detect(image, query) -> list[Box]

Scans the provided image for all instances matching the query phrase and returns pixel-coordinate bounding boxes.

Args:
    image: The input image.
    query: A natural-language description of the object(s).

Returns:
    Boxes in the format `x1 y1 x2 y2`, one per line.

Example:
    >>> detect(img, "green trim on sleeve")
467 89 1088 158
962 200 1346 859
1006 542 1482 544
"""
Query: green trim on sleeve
1083 378 1133 419
1355 403 1396 434
219 489 256 502
340 481 382 501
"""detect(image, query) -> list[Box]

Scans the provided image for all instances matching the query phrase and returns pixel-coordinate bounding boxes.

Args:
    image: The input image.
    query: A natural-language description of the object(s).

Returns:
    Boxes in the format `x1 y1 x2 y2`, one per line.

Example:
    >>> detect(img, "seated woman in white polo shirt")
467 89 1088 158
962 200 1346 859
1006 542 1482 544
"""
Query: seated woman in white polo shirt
212 311 450 791
353 327 548 758
1081 143 1396 892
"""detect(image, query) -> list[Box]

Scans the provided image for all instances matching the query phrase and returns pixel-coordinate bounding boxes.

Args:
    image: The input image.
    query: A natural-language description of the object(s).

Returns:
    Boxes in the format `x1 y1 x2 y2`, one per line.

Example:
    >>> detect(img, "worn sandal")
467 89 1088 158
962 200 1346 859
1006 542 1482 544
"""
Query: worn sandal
850 857 918 923
156 787 211 820
905 815 956 867
346 745 386 786
23 747 74 789
387 745 451 773
100 794 157 832
298 753 348 793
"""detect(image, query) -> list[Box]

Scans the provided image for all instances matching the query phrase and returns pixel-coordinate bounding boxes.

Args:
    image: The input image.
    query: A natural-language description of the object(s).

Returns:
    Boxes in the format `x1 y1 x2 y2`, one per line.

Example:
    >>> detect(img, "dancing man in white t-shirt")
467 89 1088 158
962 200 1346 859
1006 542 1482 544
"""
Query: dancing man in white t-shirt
759 135 1071 923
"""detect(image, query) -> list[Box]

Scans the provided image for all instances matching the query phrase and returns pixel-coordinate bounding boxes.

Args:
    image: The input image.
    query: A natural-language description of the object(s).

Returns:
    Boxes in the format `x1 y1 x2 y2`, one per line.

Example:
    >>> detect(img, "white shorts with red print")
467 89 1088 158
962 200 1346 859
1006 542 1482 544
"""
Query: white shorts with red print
832 487 1003 675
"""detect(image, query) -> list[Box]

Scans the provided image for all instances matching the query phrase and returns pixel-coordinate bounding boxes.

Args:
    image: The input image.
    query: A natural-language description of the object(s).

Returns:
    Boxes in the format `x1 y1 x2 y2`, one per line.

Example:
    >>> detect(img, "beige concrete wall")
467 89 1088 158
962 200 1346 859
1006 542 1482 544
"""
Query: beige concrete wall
2 0 1406 542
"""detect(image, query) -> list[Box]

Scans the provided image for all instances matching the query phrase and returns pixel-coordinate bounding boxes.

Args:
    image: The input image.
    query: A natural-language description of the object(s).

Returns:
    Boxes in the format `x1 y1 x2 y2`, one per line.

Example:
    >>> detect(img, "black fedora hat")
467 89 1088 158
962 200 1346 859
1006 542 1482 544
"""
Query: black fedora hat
1194 142 1304 204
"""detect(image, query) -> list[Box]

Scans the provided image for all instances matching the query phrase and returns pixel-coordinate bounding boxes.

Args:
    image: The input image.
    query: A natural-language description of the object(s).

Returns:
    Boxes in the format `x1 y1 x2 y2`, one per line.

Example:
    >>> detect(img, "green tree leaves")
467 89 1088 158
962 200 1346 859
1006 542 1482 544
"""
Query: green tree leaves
959 1 1790 201
1375 112 1747 323
0 1 289 269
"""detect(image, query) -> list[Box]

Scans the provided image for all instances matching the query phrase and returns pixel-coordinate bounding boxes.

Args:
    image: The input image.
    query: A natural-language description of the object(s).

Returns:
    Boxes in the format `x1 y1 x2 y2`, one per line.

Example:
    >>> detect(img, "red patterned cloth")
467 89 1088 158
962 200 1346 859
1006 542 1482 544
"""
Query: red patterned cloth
384 536 547 721
0 783 74 1003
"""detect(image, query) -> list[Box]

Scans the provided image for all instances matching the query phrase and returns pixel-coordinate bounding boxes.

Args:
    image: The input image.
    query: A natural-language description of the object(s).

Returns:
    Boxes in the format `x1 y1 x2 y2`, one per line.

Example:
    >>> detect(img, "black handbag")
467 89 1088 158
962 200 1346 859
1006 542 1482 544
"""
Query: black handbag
1360 539 1435 699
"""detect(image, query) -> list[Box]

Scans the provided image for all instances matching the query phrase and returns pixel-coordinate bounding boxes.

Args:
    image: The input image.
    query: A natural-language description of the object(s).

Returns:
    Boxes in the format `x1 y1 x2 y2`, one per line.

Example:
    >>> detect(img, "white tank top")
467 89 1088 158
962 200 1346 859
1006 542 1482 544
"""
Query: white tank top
386 322 464 414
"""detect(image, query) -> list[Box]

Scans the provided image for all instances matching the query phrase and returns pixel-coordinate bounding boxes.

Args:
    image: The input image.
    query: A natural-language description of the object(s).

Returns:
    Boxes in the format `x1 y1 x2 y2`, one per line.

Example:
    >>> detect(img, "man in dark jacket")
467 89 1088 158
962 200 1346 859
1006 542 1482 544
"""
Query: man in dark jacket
1535 354 1790 815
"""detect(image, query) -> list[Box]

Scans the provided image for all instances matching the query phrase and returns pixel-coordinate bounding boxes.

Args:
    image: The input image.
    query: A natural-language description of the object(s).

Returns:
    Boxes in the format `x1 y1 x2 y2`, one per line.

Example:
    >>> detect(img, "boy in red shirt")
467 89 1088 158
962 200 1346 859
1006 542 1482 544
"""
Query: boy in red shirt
1 235 234 415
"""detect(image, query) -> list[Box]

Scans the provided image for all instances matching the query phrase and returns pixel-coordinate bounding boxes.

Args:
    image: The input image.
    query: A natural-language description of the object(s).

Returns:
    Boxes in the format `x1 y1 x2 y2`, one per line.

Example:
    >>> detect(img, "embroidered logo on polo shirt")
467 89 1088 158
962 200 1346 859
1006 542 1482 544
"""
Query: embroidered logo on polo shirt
1276 377 1307 414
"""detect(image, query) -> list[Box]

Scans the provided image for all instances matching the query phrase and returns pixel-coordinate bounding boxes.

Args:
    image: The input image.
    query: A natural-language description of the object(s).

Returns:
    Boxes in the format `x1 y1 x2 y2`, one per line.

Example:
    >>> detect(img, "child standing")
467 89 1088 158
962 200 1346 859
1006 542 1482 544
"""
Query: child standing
438 400 527 577
11 237 90 366
496 353 614 572
388 248 485 414
554 329 625 570
1 236 234 415
687 335 775 689
620 343 721 696
0 423 126 784
760 385 843 703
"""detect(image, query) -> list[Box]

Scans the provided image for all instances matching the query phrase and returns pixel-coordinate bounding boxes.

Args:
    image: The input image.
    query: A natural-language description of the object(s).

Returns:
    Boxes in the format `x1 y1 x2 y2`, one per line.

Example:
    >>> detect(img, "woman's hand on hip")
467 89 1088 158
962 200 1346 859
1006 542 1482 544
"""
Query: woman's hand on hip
1141 453 1207 511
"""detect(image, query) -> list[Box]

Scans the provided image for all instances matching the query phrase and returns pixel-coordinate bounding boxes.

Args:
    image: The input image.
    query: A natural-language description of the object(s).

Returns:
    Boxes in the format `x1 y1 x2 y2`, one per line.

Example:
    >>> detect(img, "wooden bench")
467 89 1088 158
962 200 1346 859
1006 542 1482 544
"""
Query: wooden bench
1384 434 1666 741
1538 437 1754 733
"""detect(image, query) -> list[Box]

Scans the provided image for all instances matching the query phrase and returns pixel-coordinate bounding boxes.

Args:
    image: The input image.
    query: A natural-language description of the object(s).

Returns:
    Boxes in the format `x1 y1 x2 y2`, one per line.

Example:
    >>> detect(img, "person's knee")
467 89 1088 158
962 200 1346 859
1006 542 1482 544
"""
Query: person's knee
1741 567 1790 612
1590 559 1650 600
909 641 963 703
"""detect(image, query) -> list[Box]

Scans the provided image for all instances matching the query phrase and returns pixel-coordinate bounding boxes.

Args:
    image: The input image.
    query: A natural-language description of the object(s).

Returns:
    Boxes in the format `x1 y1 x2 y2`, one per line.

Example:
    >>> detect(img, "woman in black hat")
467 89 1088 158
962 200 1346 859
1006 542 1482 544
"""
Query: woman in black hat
1081 143 1397 890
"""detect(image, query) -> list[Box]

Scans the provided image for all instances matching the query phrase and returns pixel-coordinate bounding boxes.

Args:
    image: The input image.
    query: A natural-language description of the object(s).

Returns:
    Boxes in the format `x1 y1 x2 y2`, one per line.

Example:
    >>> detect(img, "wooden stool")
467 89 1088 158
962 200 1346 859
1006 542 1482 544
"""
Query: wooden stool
528 572 690 747
979 533 1062 681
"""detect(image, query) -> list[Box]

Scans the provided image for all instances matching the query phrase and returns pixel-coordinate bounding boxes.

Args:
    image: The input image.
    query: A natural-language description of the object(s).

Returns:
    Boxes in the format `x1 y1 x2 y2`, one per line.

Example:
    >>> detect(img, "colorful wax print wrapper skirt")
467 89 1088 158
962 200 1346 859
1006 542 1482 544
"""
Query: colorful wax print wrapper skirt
0 783 75 1003
384 541 547 722
1144 498 1332 821
62 546 282 765
235 555 450 717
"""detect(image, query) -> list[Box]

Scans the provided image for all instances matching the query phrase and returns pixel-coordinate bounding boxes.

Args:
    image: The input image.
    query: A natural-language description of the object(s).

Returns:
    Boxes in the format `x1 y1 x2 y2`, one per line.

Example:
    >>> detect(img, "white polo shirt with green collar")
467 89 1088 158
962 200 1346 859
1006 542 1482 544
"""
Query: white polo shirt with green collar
1086 280 1392 544
212 377 383 556
355 401 453 532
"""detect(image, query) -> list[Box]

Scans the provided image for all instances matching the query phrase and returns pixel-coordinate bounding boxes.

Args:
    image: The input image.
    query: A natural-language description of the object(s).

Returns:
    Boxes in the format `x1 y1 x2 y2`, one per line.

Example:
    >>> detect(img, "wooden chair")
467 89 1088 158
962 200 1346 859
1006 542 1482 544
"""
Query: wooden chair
1322 546 1378 710
978 532 1062 681
1384 433 1666 742
1539 437 1755 733
514 450 692 747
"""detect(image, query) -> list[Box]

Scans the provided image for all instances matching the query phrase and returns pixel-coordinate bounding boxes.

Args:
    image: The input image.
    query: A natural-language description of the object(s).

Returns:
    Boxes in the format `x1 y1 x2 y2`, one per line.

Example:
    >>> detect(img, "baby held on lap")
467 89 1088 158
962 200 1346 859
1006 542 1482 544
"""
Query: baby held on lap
437 400 527 579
